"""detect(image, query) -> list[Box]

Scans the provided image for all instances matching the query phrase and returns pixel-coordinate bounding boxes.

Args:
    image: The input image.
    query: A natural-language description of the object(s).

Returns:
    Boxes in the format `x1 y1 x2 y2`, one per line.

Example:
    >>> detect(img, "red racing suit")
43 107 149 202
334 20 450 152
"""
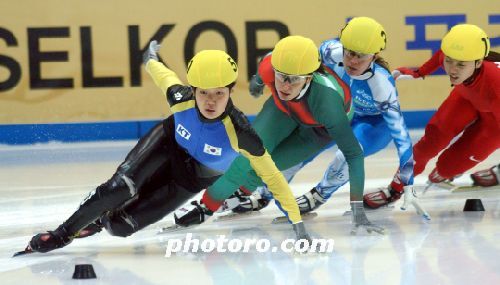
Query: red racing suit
413 50 500 178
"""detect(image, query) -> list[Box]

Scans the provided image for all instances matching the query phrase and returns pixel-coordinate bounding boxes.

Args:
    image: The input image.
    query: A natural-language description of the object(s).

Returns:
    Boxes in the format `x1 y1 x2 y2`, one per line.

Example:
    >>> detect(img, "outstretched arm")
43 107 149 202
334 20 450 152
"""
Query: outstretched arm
143 41 185 100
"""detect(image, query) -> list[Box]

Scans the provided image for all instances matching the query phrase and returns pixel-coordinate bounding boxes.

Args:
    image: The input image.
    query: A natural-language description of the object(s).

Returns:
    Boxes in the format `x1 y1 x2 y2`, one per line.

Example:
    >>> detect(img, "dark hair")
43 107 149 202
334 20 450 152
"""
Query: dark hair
463 51 499 85
314 65 327 75
317 55 390 76
485 50 500 62
226 82 236 89
374 55 390 72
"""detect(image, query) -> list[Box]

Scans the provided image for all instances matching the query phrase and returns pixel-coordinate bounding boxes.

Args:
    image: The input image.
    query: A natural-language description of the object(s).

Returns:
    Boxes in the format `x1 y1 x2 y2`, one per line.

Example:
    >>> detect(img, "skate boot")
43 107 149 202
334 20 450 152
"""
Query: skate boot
174 200 213 227
428 168 448 183
232 191 270 213
295 188 326 213
29 225 73 253
471 164 500 187
364 174 404 209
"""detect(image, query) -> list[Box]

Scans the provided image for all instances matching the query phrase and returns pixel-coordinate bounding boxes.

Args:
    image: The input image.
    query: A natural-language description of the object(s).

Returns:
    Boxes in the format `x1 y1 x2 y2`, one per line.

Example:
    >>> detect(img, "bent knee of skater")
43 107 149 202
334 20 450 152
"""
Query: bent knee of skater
101 213 137 237
103 221 135 237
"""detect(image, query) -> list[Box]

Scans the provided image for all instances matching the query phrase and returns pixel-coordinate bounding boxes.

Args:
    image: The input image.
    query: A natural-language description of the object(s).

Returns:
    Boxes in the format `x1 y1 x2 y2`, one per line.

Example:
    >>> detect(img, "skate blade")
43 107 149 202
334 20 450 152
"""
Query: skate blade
451 185 500 193
272 212 318 224
431 181 456 190
12 248 33 257
214 211 261 222
343 205 394 216
157 223 194 235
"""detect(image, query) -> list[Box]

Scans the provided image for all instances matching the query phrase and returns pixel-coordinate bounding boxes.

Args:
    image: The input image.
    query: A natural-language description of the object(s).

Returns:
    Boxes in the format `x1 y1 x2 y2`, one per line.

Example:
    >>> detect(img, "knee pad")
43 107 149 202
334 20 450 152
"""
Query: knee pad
101 210 138 238
95 174 137 203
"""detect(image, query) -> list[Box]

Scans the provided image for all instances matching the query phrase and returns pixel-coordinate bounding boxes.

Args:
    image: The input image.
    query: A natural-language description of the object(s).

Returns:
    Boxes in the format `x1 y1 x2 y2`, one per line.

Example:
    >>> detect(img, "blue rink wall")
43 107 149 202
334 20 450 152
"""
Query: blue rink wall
0 110 434 145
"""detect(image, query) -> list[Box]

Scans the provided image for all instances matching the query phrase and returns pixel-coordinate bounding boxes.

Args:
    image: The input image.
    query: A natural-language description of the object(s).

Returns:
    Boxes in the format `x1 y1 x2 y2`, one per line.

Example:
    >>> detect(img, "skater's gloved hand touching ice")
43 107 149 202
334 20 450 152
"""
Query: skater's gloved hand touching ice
174 200 213 227
401 186 431 220
143 40 161 66
292 221 312 246
350 201 385 235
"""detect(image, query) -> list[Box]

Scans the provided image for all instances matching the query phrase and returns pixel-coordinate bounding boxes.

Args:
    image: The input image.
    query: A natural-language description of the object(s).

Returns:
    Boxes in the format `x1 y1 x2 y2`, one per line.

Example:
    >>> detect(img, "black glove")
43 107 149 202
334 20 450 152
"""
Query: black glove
174 200 213 227
143 40 160 66
29 225 73 253
249 75 265 98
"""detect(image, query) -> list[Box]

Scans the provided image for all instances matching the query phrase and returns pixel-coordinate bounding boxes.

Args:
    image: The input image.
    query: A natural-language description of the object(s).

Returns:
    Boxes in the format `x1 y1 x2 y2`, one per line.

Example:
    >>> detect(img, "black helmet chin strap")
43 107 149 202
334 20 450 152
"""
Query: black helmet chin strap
296 81 312 100
461 62 482 86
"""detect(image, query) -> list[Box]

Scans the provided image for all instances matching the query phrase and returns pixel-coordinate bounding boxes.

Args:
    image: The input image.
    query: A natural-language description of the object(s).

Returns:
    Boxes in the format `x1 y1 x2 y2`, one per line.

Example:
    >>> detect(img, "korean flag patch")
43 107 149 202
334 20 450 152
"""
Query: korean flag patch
203 144 222 156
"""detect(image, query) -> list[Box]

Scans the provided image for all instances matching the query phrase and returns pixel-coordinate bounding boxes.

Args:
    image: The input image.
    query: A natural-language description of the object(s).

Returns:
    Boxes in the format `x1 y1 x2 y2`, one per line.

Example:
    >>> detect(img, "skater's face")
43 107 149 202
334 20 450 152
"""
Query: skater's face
274 70 313 101
343 48 375 76
195 87 232 119
443 56 482 85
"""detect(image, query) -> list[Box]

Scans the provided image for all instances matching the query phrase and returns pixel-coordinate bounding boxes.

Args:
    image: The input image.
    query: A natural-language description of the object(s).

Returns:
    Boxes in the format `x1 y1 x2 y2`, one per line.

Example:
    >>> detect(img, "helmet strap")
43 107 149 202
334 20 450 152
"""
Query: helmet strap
350 61 375 80
296 80 312 100
462 61 482 86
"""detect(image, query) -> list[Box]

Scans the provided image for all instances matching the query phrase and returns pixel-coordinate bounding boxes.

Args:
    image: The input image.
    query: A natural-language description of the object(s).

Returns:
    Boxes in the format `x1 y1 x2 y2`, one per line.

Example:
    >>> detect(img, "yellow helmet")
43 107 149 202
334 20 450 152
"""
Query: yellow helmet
441 24 490 61
340 17 387 54
271 35 321 75
186 50 238 89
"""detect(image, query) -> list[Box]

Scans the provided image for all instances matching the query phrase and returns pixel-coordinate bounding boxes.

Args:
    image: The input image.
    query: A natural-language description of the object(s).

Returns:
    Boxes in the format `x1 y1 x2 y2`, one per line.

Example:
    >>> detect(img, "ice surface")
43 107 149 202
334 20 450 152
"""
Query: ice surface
1 138 499 285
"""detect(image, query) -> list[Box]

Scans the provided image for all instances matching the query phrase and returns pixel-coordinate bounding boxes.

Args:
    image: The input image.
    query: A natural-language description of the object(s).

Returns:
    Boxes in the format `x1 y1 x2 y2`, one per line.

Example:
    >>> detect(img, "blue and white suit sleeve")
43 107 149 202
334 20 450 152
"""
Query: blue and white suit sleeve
370 73 414 185
319 39 344 66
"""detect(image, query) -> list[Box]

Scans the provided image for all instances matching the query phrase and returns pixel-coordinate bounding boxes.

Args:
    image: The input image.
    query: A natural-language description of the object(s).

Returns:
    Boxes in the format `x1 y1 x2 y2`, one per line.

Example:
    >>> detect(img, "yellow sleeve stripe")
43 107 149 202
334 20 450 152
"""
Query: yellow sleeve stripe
170 100 196 114
145 60 183 94
240 149 302 223
222 116 240 152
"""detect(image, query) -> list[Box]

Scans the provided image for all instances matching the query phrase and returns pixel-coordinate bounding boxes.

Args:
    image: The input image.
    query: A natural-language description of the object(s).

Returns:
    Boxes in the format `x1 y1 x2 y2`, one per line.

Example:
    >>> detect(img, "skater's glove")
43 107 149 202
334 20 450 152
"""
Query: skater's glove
143 40 160 66
292 221 312 248
249 74 265 98
392 67 423 81
351 201 385 235
174 200 213 227
401 186 431 220
29 225 73 253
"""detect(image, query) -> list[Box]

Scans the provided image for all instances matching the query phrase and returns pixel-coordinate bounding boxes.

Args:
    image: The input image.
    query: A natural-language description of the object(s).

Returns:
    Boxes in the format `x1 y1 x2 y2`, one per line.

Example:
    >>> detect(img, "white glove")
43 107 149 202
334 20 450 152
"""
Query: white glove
401 186 431 220
350 201 385 235
391 68 424 81
143 40 161 66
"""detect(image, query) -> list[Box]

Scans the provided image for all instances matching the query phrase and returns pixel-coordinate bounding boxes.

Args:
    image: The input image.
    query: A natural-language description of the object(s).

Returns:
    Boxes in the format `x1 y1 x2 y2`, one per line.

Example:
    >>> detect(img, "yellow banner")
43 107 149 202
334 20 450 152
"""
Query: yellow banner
0 0 498 123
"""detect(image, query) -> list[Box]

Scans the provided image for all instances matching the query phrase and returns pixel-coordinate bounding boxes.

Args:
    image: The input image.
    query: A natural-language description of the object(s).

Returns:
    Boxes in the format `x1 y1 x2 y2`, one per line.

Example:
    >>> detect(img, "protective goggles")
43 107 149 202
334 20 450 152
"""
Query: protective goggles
274 69 312 84
343 48 374 60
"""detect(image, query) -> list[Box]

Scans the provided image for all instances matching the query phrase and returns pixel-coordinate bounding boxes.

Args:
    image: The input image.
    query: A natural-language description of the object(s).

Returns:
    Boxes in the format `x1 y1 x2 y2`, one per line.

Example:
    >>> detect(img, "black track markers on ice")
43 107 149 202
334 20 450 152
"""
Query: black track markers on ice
463 198 485 211
72 264 97 279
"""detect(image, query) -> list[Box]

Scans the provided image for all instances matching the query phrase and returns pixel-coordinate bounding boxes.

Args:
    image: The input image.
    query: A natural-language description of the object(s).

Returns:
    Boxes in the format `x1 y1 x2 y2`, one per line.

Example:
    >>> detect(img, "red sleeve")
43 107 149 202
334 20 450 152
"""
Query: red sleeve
413 88 478 175
257 55 275 86
483 62 500 127
418 49 445 76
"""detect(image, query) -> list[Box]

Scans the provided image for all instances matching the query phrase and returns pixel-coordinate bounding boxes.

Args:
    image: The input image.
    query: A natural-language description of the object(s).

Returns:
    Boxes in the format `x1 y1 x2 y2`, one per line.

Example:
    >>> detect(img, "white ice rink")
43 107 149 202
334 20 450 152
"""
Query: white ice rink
1 134 499 285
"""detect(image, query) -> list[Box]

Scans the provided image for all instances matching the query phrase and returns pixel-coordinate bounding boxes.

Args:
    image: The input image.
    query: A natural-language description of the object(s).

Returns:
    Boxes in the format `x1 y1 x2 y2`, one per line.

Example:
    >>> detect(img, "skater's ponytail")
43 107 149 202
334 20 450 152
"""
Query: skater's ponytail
374 56 390 72
484 50 500 62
